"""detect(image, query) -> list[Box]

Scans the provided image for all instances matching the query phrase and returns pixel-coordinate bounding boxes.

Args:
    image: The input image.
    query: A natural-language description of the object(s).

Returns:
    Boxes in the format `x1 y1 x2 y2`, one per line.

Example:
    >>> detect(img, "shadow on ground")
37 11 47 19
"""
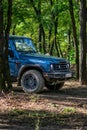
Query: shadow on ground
0 109 87 130
0 81 87 130
12 82 87 108
13 83 87 97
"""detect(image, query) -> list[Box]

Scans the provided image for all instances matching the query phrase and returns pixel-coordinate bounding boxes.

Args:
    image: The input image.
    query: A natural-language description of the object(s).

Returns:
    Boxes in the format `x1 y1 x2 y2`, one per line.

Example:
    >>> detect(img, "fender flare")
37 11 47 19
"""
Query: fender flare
17 64 44 85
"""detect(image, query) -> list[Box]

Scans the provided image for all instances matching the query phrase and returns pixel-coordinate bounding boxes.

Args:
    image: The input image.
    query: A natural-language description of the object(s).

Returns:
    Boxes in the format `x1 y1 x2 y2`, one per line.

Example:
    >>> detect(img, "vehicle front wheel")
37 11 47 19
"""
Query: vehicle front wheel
21 70 45 93
46 82 64 91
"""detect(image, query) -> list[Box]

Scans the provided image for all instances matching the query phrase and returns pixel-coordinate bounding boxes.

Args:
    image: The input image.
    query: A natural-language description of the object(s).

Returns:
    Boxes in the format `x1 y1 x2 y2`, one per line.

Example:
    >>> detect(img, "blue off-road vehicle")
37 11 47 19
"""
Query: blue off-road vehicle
8 35 72 93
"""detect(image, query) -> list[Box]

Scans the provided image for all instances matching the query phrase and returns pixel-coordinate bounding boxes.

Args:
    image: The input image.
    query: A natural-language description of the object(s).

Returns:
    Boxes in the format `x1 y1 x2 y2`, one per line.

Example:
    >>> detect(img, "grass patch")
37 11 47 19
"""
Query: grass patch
0 108 86 129
9 108 77 126
62 107 76 114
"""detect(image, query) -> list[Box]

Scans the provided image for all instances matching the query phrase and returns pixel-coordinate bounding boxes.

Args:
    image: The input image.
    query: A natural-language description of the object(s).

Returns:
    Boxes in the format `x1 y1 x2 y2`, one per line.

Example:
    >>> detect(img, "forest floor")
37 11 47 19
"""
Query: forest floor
0 80 87 130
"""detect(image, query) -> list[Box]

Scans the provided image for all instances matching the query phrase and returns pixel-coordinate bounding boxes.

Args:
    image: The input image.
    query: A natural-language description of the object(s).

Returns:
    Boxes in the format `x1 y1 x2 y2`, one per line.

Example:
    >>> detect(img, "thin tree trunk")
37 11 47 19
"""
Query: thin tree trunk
12 24 16 35
42 27 46 54
50 40 55 55
49 0 60 57
54 19 60 57
79 0 87 84
57 40 63 58
30 0 46 53
38 24 46 53
48 28 52 52
69 0 79 79
67 29 71 60
38 24 42 52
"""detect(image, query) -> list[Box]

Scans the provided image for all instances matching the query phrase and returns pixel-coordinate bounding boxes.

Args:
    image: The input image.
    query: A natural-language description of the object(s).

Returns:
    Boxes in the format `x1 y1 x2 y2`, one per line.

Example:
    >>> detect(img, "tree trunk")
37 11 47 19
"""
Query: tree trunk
68 0 79 79
12 24 16 35
54 18 60 57
49 0 60 57
67 29 71 60
0 0 6 90
50 40 55 55
4 0 12 90
38 24 46 54
48 28 52 52
38 24 42 52
0 0 12 92
42 27 46 54
30 0 46 53
57 40 63 58
79 0 87 84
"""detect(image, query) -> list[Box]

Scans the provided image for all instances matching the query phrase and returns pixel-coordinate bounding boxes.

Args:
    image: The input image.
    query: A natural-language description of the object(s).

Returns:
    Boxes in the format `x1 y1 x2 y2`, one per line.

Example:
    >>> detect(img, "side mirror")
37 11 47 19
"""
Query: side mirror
8 50 14 58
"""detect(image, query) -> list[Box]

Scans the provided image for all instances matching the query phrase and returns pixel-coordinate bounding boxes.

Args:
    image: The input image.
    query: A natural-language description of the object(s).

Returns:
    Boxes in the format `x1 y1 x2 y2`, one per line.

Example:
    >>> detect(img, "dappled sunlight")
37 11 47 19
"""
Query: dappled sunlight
0 109 87 130
0 80 87 129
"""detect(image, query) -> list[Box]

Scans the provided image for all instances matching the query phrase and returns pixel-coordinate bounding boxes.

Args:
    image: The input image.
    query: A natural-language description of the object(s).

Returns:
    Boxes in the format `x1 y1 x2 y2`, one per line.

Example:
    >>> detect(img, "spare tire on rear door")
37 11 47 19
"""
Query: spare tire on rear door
21 70 45 93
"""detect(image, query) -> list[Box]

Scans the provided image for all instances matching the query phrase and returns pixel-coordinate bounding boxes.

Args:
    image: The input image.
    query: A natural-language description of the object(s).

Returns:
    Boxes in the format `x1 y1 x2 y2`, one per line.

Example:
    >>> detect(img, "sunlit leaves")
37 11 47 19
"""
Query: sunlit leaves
9 0 79 61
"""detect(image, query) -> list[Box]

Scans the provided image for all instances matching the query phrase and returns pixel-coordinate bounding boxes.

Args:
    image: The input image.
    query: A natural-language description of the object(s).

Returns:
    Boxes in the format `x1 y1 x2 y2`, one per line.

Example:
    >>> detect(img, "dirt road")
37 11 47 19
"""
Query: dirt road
0 80 87 130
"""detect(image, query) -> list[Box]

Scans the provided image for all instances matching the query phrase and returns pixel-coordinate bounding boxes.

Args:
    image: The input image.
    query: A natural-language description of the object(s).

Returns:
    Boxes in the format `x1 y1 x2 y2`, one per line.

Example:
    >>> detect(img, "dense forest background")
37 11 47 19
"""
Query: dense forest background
11 0 79 59
11 0 86 80
0 0 87 91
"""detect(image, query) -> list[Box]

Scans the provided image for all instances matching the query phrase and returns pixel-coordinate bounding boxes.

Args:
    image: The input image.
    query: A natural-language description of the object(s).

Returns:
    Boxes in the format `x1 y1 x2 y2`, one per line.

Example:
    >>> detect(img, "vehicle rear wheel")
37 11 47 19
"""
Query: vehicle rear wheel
21 70 45 93
46 82 64 91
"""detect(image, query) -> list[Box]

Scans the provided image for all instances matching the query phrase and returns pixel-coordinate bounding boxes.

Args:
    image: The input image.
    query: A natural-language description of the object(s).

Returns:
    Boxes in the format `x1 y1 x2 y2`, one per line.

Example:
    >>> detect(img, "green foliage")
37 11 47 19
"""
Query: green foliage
9 0 79 63
62 107 76 114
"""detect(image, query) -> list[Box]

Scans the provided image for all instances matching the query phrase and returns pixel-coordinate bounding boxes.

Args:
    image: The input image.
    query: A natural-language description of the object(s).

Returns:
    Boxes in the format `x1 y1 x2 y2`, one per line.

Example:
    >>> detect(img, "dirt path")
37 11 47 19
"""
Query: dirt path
0 80 87 130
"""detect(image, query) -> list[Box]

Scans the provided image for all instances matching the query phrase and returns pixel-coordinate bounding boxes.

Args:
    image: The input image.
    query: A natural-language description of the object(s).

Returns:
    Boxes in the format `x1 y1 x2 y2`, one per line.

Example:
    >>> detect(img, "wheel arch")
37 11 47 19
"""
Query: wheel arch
17 65 44 85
